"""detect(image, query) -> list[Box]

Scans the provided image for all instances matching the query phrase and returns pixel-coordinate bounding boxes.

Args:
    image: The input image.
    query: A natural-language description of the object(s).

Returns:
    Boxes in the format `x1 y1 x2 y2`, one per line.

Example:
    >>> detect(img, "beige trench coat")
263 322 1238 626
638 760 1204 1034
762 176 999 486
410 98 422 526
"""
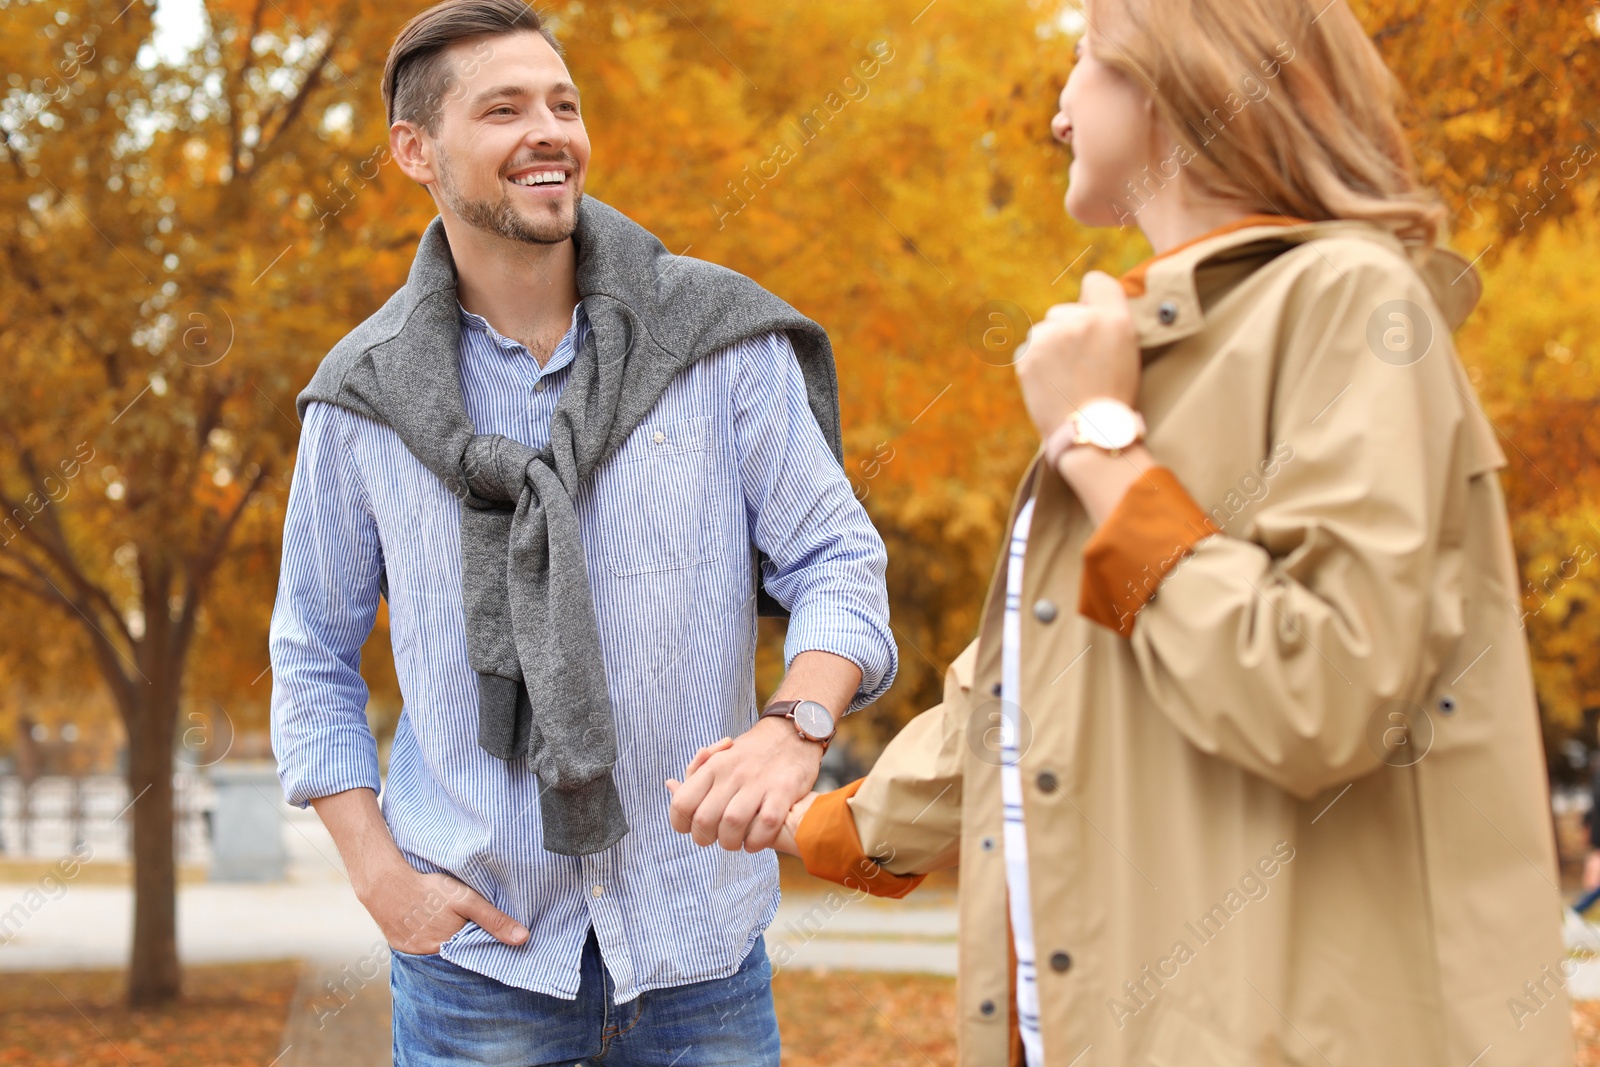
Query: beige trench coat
801 220 1574 1066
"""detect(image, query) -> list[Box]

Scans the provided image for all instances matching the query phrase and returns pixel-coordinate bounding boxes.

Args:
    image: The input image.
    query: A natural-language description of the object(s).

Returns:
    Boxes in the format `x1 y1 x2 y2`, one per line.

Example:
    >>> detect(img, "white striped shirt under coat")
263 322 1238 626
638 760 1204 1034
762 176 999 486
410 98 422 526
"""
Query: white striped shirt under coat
1003 497 1044 1066
269 302 897 1003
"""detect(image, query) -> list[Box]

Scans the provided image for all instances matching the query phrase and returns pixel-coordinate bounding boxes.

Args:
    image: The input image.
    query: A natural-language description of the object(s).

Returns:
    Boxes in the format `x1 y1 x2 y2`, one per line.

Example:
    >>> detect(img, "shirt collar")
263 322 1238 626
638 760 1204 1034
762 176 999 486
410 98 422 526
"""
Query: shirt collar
458 301 590 376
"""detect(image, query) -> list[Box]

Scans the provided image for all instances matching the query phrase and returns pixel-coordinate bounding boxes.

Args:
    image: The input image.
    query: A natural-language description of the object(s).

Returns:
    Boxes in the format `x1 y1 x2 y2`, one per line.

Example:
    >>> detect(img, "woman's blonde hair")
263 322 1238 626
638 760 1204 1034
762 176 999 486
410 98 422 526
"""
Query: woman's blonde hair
1086 0 1446 251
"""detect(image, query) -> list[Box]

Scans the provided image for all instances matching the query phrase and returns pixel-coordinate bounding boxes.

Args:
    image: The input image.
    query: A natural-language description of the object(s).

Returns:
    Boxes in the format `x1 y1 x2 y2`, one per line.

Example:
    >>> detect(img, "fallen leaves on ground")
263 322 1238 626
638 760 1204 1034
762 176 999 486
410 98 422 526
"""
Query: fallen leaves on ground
1577 1003 1600 1066
10 960 1600 1065
775 968 957 1066
0 961 298 1066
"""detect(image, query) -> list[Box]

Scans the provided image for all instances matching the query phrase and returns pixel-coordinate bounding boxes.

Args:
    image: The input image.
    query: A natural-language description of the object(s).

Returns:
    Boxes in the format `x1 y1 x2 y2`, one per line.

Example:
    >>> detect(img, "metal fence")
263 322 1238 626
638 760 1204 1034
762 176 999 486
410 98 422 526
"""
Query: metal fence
0 773 214 865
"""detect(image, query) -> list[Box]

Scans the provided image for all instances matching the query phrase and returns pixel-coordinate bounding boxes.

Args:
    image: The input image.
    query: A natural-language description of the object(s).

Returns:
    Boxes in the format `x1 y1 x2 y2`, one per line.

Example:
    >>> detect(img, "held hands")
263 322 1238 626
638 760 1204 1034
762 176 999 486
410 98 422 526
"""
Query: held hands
778 789 819 856
1014 270 1142 442
666 718 824 854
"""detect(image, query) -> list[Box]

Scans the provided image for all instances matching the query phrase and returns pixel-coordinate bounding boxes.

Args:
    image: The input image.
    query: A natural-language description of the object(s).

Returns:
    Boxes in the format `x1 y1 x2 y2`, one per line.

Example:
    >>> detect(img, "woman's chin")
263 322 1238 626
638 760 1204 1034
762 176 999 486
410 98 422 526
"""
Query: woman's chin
1063 186 1128 229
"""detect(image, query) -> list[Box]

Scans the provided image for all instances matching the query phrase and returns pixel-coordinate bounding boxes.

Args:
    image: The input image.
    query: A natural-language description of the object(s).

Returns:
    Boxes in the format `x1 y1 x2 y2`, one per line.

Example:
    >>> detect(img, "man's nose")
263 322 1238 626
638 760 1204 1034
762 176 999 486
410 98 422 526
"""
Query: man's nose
521 107 570 150
1051 112 1071 142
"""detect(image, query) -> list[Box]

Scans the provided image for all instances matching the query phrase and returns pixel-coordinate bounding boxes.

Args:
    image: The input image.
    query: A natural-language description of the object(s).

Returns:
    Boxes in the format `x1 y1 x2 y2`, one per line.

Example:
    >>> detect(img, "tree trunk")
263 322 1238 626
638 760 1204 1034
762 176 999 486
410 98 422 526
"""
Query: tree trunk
125 606 183 1008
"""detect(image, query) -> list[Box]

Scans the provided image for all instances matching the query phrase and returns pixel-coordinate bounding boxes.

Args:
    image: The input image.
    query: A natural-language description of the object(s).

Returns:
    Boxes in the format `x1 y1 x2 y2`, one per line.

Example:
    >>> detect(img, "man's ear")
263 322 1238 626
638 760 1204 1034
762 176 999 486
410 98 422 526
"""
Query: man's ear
390 120 437 187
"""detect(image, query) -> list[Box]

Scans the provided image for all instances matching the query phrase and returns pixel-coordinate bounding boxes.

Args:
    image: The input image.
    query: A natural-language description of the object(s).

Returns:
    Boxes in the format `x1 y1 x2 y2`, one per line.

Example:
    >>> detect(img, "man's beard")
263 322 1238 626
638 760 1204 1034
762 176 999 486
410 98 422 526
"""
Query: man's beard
434 147 581 245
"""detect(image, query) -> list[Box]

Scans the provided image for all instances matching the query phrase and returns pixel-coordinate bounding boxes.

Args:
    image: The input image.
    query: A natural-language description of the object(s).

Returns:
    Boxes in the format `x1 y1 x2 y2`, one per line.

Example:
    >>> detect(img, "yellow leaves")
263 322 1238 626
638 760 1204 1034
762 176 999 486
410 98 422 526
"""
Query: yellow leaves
5 0 1597 747
1362 0 1600 238
1457 204 1600 728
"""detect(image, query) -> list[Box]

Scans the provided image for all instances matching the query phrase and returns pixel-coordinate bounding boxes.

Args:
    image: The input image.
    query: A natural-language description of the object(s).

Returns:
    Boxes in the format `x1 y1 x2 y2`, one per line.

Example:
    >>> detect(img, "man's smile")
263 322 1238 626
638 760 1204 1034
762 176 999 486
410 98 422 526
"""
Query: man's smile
506 162 573 196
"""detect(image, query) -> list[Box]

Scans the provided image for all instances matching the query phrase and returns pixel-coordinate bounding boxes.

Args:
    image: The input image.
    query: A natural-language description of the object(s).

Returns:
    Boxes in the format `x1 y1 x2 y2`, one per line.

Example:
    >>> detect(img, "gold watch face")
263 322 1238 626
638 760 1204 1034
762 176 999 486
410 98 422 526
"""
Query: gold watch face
1076 400 1140 450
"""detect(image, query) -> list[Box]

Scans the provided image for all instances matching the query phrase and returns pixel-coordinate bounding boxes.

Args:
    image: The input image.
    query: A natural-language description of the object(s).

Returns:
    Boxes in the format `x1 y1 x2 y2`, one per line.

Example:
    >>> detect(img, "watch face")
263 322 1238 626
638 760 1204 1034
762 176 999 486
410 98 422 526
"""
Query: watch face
793 700 835 742
1077 399 1139 450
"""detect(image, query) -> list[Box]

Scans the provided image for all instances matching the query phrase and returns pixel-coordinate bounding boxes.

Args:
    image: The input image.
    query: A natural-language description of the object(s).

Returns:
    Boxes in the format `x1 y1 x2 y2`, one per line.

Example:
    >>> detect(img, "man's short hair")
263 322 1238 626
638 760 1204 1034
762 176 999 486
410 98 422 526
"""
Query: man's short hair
382 0 563 132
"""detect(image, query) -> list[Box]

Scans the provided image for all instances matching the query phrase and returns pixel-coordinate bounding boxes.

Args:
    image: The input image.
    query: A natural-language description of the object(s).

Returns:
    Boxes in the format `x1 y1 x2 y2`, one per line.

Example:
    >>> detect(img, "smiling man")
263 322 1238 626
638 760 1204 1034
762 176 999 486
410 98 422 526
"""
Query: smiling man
267 2 896 1064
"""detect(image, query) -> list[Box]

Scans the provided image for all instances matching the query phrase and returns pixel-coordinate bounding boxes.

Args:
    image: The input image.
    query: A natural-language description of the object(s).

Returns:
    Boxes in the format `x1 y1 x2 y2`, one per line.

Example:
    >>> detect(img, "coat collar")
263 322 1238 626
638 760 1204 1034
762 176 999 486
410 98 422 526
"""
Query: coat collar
1119 218 1484 351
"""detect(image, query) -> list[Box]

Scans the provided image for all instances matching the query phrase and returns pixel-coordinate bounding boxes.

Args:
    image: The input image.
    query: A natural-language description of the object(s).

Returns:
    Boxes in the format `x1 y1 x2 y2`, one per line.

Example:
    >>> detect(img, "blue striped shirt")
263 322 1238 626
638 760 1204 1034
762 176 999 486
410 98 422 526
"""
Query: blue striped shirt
269 301 896 1002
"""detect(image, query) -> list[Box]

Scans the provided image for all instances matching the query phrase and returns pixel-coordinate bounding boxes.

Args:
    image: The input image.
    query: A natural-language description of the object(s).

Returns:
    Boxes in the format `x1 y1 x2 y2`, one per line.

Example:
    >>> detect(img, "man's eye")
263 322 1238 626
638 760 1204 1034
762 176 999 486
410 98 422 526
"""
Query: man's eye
555 102 579 113
488 106 515 116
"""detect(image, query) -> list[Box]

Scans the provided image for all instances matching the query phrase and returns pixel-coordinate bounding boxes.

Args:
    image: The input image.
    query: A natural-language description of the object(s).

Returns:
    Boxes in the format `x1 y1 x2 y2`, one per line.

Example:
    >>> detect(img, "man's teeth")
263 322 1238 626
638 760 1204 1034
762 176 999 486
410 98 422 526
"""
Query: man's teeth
510 170 567 187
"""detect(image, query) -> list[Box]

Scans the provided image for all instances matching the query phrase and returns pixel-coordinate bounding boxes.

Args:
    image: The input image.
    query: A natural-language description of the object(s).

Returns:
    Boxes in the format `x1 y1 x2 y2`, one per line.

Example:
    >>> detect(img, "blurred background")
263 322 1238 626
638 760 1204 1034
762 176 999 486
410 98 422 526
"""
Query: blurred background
0 0 1596 1062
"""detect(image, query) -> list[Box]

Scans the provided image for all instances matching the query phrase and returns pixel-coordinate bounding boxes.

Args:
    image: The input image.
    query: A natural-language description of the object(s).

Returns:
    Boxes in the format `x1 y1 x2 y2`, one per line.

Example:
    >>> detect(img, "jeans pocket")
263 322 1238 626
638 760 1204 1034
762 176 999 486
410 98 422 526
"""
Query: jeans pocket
390 921 475 960
389 945 441 961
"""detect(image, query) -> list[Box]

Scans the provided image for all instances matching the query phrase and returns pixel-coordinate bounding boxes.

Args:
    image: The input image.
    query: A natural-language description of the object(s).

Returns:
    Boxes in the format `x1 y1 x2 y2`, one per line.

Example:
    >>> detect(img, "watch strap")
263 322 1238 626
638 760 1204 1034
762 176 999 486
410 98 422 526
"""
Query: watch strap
760 699 802 721
1044 416 1084 467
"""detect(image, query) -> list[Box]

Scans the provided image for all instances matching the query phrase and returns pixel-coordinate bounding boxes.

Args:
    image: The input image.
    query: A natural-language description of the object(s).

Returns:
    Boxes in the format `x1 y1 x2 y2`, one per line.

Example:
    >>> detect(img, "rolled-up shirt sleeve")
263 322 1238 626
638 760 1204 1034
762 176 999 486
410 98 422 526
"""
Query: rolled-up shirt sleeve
269 401 385 807
731 332 898 710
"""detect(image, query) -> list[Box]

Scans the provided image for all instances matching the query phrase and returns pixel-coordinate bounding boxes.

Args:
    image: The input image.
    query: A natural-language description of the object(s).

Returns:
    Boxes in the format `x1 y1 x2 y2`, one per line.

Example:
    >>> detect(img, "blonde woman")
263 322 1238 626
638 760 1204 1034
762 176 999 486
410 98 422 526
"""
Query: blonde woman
667 0 1574 1063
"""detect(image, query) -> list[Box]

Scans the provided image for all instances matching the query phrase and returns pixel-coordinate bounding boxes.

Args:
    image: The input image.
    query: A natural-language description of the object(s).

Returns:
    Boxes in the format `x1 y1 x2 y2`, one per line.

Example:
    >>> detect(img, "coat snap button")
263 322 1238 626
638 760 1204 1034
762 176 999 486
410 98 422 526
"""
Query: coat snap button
1437 695 1457 714
991 681 1002 697
979 998 997 1016
1157 301 1179 325
981 836 996 851
1036 770 1058 793
1049 951 1073 972
1032 598 1058 623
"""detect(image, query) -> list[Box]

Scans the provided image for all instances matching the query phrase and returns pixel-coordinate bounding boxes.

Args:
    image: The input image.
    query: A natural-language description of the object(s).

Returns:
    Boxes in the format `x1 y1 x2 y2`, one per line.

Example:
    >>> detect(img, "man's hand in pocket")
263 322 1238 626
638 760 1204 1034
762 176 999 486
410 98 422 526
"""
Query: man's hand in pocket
361 868 529 955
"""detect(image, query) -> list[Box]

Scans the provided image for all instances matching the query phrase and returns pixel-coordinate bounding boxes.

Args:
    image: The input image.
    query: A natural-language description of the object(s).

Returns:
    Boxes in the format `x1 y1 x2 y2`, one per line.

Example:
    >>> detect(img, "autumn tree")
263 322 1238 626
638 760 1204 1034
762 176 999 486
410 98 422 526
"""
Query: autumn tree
553 0 1600 743
1455 206 1600 767
1 0 1595 1011
0 0 417 1005
1356 0 1600 761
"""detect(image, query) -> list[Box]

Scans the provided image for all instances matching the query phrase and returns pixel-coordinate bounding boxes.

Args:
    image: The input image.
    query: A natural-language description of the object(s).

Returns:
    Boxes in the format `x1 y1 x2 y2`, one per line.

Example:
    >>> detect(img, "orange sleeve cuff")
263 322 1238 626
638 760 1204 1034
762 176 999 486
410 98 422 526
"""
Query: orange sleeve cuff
1078 466 1218 638
794 779 927 900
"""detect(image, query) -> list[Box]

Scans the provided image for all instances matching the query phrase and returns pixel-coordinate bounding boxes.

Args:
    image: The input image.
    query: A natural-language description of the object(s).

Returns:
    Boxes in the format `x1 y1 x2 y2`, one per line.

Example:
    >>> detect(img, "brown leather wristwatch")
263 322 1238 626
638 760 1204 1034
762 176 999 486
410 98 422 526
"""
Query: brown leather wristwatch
760 699 837 753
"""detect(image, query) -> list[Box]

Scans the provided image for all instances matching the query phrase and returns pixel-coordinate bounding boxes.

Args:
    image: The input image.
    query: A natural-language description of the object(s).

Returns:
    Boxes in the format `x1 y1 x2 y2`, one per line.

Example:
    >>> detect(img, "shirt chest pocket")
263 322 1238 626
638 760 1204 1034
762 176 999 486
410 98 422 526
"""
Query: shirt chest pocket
599 414 720 577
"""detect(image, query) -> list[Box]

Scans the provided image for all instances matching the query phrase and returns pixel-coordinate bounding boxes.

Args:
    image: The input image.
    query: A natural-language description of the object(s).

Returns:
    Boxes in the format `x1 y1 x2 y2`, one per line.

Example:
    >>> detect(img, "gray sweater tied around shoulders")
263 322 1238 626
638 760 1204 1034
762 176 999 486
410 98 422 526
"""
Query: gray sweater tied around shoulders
296 197 842 856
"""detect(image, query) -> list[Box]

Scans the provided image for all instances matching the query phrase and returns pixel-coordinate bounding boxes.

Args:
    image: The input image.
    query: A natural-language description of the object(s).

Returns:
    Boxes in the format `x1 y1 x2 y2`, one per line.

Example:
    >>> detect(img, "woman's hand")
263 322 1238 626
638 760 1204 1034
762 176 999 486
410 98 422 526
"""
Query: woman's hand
667 734 817 857
1014 270 1142 442
774 791 818 856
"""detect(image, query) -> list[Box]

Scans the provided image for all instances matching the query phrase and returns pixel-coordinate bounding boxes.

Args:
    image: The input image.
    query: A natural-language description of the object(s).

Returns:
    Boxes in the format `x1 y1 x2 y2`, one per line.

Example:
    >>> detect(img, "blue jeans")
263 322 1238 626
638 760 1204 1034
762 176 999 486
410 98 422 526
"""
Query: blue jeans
390 928 780 1066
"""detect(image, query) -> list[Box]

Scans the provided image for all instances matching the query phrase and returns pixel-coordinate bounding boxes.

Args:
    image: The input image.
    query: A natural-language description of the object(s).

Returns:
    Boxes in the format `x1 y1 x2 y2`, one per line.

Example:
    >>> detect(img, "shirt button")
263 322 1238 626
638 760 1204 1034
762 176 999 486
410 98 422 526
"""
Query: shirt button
534 380 547 392
592 885 604 898
1032 598 1058 623
1049 950 1073 973
1036 770 1059 793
